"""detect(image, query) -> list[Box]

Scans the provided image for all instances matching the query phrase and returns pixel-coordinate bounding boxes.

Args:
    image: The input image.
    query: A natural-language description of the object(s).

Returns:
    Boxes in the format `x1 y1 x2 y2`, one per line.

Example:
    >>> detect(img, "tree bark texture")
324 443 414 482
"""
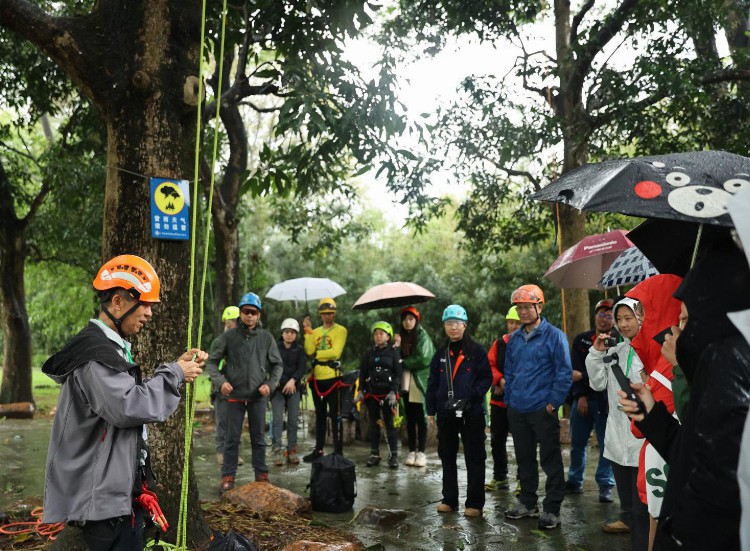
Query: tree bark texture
0 162 35 405
1 0 210 544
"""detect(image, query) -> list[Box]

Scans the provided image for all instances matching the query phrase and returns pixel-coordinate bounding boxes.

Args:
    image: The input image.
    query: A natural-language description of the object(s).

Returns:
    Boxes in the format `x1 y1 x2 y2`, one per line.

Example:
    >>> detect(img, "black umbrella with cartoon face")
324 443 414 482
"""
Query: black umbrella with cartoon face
531 150 750 226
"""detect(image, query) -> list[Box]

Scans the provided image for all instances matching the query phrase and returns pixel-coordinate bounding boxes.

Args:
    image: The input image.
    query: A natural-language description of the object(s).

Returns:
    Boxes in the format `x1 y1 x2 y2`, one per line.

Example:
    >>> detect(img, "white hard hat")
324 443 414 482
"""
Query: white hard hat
280 318 300 333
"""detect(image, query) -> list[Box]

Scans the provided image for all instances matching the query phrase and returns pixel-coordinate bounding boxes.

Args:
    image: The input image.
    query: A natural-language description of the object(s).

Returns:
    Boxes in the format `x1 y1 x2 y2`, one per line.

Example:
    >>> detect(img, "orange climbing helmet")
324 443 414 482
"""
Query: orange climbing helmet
511 284 545 305
93 255 161 303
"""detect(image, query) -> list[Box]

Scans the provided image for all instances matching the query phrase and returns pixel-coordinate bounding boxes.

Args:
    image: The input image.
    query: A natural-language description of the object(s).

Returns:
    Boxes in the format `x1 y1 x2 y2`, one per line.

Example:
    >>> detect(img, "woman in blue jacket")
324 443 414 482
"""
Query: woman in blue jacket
426 304 493 518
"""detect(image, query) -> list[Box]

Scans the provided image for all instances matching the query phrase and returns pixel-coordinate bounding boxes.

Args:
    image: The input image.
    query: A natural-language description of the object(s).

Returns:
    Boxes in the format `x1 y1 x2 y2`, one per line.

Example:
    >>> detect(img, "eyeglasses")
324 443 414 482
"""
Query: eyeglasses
515 304 536 311
443 321 465 328
241 308 260 316
596 312 613 320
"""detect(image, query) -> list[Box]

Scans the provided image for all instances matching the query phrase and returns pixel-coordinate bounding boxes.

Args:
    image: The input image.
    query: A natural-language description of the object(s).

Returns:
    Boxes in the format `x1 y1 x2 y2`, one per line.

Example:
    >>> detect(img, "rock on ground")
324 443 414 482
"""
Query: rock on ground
222 482 312 516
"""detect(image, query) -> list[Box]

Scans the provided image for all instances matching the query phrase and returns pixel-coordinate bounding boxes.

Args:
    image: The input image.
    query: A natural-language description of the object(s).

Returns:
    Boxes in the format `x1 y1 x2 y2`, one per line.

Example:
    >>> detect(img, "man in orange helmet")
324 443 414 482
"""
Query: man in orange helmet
503 284 572 531
41 254 206 550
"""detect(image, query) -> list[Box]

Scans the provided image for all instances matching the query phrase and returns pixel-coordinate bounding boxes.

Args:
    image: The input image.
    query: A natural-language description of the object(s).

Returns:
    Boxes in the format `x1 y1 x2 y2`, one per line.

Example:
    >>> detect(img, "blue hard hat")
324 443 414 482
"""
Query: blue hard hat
442 304 468 323
238 292 262 311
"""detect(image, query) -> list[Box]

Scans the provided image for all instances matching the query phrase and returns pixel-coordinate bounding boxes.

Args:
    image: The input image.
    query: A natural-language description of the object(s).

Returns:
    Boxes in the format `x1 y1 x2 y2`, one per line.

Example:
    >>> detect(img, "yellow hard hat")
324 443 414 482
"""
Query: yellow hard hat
222 306 240 322
318 297 337 313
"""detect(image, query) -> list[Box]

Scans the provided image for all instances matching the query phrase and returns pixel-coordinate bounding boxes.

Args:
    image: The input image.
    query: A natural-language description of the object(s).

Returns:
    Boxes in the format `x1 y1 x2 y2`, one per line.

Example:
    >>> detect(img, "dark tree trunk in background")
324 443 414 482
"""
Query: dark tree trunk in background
0 161 36 405
1 0 210 544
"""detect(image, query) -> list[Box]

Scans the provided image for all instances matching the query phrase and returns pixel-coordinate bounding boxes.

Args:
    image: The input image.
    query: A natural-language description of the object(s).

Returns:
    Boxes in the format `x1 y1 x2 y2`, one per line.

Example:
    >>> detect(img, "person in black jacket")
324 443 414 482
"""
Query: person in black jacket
426 304 493 518
356 321 403 468
271 318 307 466
619 242 750 551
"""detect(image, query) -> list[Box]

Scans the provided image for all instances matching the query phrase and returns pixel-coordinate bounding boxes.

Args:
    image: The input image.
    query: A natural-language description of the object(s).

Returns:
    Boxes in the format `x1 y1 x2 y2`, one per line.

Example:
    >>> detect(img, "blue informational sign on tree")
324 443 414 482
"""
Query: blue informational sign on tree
150 177 190 240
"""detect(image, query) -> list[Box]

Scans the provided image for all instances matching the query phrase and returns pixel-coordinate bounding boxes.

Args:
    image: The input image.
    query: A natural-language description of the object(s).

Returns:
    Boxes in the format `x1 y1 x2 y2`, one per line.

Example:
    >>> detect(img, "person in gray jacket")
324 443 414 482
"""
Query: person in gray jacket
206 291 283 491
42 254 205 551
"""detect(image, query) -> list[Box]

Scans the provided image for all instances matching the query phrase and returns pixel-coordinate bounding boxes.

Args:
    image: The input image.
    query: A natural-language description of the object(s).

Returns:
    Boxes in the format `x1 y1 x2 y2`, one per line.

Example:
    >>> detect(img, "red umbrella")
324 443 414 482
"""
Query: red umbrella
352 282 435 310
544 229 634 289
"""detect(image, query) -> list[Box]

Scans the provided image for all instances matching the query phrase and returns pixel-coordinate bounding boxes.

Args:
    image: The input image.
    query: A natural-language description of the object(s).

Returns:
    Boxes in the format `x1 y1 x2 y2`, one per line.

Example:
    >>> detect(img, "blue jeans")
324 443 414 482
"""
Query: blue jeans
567 397 614 489
271 389 301 450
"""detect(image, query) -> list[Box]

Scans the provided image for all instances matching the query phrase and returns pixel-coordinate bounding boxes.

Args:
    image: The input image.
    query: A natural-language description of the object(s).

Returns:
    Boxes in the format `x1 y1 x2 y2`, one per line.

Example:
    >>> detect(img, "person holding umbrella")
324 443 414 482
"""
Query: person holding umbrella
397 306 435 468
426 305 492 518
356 321 403 468
302 297 349 461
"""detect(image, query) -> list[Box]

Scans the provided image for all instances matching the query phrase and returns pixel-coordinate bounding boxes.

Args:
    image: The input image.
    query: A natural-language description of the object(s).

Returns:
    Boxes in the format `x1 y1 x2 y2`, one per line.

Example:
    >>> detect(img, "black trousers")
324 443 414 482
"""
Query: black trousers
489 403 509 480
611 462 650 551
437 413 486 510
311 377 343 454
404 396 427 452
507 406 565 515
78 510 144 551
366 398 398 455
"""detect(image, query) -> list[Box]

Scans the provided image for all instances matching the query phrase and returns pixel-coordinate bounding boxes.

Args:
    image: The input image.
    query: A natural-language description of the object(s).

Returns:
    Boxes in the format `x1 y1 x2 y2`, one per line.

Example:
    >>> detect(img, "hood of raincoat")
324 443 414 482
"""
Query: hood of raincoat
626 274 683 374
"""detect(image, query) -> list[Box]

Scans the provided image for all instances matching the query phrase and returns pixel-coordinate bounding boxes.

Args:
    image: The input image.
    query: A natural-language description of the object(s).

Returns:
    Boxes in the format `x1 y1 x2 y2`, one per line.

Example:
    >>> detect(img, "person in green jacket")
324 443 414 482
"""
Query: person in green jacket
397 306 436 467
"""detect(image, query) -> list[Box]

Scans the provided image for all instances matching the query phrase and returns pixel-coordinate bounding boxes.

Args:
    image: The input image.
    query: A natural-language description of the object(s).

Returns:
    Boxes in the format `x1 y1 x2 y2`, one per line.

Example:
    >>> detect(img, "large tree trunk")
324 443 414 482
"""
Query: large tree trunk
0 162 34 405
1 0 210 545
553 0 590 341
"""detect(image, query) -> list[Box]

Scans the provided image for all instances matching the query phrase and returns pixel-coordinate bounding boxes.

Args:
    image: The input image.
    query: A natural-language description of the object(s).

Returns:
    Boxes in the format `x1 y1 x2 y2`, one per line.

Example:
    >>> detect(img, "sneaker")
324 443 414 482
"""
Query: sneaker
599 487 614 503
414 451 427 467
286 448 300 465
388 453 398 469
255 472 269 483
485 478 509 491
272 448 284 466
464 507 482 518
366 454 381 467
538 511 560 530
602 519 631 533
237 455 244 466
216 452 224 465
404 451 416 466
504 503 540 519
220 475 235 493
565 482 584 494
437 503 455 513
302 449 323 463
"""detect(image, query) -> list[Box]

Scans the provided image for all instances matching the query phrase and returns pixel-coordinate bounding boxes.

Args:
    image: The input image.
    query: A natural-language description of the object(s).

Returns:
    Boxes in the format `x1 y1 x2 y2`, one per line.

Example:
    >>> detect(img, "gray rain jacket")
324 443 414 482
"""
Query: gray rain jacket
41 321 185 523
206 324 283 400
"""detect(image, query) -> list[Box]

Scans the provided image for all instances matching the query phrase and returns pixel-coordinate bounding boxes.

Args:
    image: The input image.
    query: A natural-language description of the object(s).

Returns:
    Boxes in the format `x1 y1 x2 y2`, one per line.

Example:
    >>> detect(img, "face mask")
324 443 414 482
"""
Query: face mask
675 321 701 382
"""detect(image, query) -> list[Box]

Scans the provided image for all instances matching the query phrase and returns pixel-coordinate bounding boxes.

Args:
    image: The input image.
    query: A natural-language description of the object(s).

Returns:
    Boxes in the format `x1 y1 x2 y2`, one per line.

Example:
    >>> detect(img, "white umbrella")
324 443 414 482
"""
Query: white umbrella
265 277 346 302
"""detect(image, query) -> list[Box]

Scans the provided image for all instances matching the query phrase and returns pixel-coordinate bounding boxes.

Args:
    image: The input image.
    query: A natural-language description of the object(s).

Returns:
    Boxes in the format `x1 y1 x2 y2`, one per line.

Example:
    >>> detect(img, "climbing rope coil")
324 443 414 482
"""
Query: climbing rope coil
0 507 65 540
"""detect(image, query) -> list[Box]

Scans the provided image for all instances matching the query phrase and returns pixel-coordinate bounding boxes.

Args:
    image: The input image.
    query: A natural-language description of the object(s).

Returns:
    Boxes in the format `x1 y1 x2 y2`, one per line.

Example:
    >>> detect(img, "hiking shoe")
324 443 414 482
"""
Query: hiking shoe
404 451 416 466
599 487 614 503
237 455 244 466
272 448 284 466
565 482 584 494
464 507 482 518
216 452 224 465
286 448 300 465
302 449 323 463
538 511 560 530
485 478 509 491
437 503 455 513
220 476 235 493
504 503 540 519
388 453 398 469
603 519 631 533
414 451 427 467
255 472 269 483
366 454 381 467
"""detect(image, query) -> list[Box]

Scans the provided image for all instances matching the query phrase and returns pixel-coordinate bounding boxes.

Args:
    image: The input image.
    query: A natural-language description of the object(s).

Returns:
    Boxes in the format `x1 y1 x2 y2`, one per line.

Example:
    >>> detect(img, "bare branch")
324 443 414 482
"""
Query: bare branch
20 180 49 226
238 101 281 113
570 0 640 93
571 0 596 45
0 141 41 167
701 67 750 84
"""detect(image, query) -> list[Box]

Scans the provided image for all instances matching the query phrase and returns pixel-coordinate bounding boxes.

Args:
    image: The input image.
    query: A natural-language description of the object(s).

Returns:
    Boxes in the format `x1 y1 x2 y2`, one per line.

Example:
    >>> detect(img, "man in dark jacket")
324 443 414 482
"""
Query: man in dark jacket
42 255 206 551
271 318 307 465
426 305 492 518
566 298 616 502
503 284 572 531
206 291 283 491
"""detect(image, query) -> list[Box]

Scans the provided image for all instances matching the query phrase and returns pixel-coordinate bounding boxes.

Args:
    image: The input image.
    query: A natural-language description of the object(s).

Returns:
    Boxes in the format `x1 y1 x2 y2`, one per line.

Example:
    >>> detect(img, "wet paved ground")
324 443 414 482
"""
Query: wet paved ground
0 416 632 550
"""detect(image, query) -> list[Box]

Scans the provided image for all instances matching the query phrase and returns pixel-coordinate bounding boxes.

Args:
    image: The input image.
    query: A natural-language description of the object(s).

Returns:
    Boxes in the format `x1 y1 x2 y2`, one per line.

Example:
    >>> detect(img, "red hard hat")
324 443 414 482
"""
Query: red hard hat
401 306 421 322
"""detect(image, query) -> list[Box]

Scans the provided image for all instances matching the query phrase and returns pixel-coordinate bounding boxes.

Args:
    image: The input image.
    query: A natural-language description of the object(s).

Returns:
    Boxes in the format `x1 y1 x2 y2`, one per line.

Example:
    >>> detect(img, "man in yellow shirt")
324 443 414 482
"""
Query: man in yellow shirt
302 297 348 461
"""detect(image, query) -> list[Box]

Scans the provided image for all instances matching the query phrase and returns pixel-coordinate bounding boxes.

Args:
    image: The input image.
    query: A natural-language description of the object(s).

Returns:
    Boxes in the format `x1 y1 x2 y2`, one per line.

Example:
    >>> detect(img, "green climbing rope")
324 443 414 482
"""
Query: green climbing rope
174 0 229 548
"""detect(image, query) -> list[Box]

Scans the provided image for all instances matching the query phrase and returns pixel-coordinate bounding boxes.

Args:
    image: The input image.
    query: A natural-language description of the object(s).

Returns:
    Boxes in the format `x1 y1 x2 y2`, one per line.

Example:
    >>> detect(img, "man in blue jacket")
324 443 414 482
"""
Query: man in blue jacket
503 284 572 530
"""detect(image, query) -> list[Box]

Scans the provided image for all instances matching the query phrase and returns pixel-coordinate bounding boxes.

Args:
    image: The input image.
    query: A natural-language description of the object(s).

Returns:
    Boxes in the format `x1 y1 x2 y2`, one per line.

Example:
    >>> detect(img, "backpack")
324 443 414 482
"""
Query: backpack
308 453 357 513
